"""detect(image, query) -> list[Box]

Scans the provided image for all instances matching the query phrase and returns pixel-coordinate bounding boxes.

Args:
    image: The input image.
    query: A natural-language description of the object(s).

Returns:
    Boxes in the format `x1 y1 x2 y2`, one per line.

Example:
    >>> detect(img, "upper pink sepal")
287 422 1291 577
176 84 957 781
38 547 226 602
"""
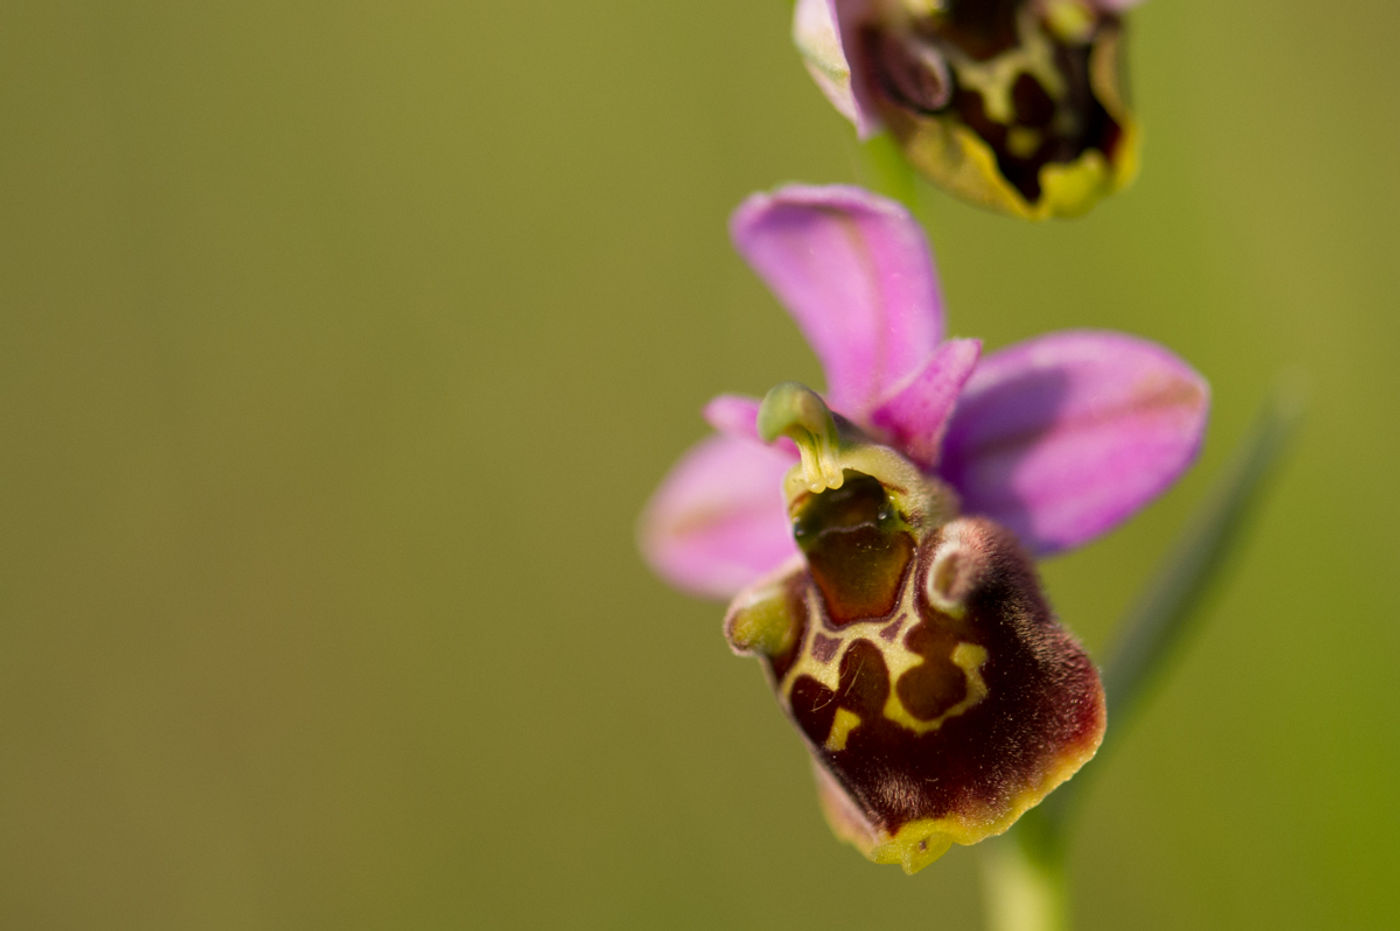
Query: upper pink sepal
940 331 1209 556
730 185 945 422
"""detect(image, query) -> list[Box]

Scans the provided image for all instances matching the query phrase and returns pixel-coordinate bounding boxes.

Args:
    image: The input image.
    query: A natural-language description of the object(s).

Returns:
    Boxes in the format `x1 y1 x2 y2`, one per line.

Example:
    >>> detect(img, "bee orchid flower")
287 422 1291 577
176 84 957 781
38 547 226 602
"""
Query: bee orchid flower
639 184 1207 872
794 0 1145 219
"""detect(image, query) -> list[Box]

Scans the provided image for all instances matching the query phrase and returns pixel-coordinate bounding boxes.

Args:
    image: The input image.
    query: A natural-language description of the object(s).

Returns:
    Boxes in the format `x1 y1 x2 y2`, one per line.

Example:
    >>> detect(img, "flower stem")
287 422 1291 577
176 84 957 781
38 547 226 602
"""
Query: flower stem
1033 381 1301 835
857 132 918 210
980 825 1068 931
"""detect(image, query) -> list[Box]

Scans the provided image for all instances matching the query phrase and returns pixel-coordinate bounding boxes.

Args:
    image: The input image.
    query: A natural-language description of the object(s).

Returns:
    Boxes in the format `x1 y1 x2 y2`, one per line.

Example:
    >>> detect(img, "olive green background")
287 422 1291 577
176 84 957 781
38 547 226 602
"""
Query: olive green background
3 2 1397 928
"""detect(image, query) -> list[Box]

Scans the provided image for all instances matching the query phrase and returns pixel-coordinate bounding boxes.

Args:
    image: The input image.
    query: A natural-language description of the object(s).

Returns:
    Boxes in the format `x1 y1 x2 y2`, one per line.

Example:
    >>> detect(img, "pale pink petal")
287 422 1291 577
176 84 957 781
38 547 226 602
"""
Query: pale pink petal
868 338 982 469
703 394 764 442
638 434 799 600
731 185 945 423
940 331 1209 556
705 393 802 456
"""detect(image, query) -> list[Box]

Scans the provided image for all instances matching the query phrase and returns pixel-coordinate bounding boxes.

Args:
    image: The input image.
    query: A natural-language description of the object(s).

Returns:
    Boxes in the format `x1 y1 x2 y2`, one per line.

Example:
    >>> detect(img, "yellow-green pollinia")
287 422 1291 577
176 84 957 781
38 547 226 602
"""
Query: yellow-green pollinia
725 384 1105 872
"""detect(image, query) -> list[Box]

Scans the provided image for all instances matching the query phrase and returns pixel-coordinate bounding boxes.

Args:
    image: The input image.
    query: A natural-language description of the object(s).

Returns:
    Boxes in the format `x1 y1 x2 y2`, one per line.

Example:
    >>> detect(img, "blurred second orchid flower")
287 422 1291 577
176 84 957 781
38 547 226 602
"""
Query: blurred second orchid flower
639 185 1207 872
794 0 1143 219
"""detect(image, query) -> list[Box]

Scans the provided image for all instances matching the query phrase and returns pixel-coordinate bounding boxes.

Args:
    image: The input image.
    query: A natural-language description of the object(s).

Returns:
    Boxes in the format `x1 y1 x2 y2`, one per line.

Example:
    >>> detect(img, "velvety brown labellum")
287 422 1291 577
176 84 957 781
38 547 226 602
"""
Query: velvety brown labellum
727 504 1104 872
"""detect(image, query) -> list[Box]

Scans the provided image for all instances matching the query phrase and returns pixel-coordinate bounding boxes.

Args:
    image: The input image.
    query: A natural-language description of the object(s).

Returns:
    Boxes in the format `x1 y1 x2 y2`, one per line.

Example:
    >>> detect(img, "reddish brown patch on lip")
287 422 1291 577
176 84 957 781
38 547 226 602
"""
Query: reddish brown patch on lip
897 619 972 722
793 472 913 626
811 633 842 664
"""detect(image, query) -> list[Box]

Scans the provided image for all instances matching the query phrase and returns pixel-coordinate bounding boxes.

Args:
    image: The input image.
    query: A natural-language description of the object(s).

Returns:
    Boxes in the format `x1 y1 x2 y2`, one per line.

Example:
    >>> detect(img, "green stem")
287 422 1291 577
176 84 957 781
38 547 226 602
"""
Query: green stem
856 132 918 210
980 827 1067 931
1032 382 1302 835
1099 383 1302 731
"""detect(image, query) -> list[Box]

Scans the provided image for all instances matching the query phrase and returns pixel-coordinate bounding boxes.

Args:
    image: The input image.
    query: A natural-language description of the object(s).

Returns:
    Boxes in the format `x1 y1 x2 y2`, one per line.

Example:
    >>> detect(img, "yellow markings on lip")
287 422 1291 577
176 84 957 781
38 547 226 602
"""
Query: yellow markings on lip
941 5 1067 125
882 641 989 735
1006 126 1042 159
775 557 991 739
1044 0 1095 44
902 0 946 19
824 708 862 752
778 593 847 696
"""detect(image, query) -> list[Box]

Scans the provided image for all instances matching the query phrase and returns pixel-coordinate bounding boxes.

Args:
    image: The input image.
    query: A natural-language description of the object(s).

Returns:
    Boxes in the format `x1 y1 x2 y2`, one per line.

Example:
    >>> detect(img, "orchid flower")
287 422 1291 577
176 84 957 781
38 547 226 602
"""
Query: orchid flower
639 184 1207 872
794 0 1144 219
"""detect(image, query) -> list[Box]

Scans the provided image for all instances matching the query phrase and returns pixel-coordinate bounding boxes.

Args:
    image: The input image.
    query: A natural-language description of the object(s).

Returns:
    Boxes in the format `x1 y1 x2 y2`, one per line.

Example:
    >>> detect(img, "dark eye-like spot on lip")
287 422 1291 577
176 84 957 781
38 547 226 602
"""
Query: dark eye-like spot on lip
1011 73 1056 127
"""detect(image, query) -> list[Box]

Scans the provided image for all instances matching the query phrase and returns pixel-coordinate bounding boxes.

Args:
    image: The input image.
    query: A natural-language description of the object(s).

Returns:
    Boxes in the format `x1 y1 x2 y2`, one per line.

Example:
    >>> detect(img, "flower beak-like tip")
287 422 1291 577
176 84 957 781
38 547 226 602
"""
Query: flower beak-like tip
756 381 956 531
757 382 847 494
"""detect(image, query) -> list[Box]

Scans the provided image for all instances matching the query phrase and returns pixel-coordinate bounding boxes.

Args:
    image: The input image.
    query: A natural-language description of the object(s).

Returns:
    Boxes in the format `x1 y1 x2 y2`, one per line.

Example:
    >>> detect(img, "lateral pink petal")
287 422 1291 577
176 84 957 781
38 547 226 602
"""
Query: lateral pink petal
940 331 1209 556
638 434 799 600
868 338 982 469
731 185 945 422
705 393 801 455
703 394 764 442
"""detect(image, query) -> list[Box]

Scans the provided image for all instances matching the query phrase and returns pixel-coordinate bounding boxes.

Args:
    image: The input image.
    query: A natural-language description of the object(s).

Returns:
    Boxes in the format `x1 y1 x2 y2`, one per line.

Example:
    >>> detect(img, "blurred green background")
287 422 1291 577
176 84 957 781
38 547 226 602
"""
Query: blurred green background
3 2 1397 928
